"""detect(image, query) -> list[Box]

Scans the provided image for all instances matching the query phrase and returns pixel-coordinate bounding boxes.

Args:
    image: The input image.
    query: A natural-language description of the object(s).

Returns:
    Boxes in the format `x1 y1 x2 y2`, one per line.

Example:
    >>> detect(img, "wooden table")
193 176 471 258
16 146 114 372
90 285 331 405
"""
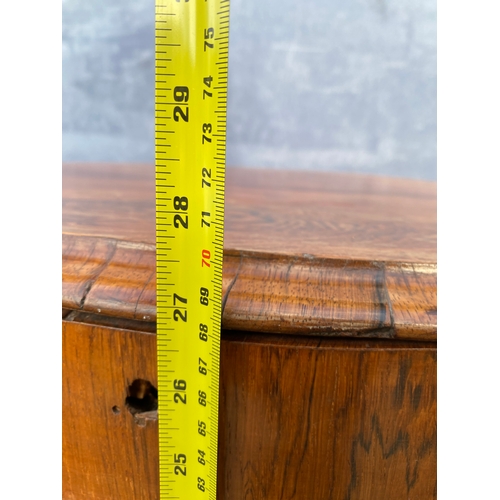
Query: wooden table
62 163 437 499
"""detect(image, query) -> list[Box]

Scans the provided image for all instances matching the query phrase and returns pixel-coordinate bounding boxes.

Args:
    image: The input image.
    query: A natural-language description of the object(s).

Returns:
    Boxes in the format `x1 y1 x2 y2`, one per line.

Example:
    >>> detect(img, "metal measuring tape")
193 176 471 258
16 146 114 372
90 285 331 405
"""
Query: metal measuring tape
156 0 229 498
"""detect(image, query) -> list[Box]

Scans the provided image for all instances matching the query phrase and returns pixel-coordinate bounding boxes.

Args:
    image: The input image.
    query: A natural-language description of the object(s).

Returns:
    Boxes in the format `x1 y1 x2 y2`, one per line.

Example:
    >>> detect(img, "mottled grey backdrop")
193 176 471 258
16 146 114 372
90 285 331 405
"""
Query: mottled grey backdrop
62 0 436 180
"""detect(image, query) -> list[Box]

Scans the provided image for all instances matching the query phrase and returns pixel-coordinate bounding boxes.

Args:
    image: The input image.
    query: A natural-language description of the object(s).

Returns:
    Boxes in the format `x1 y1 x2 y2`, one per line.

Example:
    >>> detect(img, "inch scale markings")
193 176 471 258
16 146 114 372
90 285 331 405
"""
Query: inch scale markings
156 1 229 500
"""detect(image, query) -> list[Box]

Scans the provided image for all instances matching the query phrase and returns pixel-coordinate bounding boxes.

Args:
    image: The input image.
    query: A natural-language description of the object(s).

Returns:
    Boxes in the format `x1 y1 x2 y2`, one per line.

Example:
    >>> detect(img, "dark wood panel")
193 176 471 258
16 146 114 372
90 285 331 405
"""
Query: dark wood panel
62 320 436 500
218 333 437 500
62 321 159 500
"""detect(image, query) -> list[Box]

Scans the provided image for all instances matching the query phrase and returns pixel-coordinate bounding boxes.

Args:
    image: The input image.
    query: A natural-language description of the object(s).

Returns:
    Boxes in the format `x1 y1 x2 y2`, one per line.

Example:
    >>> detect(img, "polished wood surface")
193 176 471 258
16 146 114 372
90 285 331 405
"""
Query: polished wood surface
62 320 436 500
62 163 436 341
63 163 436 262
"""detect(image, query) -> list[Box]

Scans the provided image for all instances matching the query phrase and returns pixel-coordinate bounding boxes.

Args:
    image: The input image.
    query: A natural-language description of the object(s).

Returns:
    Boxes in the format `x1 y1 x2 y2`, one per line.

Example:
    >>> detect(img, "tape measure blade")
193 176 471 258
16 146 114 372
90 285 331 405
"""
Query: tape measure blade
156 0 229 499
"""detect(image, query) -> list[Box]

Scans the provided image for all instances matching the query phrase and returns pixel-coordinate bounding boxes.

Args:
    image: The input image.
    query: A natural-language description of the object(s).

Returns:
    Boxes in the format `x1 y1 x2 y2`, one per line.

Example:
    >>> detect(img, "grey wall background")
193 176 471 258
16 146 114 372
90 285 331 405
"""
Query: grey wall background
62 0 436 180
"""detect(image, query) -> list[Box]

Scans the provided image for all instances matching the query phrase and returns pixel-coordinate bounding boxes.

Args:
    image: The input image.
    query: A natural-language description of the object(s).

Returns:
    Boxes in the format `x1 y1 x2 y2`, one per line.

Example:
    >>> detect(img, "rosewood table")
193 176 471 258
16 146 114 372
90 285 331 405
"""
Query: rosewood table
62 163 437 500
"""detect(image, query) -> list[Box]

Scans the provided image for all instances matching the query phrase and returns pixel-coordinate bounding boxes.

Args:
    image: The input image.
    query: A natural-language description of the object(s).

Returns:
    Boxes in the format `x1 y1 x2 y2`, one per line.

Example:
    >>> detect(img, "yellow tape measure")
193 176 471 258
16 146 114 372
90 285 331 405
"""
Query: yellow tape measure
155 0 229 498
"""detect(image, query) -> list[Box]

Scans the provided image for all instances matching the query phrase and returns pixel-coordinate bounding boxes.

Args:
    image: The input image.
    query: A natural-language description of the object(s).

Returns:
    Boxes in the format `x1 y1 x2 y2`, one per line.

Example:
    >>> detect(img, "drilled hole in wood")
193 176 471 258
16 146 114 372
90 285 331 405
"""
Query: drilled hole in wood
112 405 121 415
125 379 158 416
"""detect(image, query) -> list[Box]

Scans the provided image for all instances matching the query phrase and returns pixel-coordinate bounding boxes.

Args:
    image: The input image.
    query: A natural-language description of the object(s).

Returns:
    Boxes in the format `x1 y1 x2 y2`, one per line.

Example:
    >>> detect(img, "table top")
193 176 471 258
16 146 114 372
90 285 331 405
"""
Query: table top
63 163 436 341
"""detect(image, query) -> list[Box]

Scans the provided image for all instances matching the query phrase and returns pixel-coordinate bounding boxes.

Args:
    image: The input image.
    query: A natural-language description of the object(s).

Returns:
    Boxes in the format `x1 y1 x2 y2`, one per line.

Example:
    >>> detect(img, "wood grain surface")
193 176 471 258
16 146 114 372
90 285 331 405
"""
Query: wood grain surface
62 320 436 500
62 163 437 341
219 333 437 500
63 163 436 262
62 321 159 500
62 234 436 340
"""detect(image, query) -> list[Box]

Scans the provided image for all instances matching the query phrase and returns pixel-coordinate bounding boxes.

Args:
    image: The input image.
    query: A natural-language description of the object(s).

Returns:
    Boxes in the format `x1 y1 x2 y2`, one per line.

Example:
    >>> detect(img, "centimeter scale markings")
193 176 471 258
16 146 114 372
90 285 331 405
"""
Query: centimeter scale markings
155 0 229 499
